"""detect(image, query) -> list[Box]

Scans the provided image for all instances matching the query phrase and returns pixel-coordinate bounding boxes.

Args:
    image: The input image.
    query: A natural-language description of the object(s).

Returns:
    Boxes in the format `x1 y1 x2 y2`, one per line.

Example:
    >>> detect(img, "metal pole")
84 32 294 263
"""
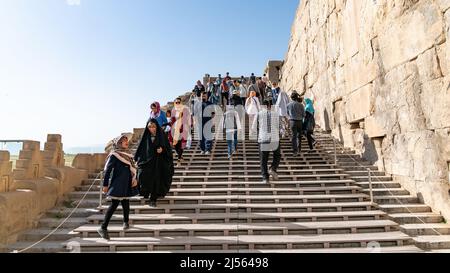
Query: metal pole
368 168 374 204
99 172 103 208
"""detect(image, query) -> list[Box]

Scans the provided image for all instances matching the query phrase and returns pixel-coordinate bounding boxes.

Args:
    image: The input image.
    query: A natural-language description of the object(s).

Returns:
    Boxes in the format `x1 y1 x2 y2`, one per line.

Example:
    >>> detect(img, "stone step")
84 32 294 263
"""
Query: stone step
2 241 67 253
88 173 104 179
351 176 392 182
173 164 339 170
75 220 400 238
378 204 432 214
80 179 358 190
17 228 79 241
113 245 424 253
389 213 444 224
413 235 450 250
334 161 375 167
185 159 335 165
174 169 346 176
99 194 370 205
373 195 420 204
427 249 450 253
98 202 377 215
362 188 410 196
46 207 99 218
172 174 351 182
174 159 332 165
88 210 387 225
38 217 88 229
345 171 386 176
341 166 380 172
164 185 361 196
70 186 361 199
356 181 402 189
63 232 413 252
400 224 450 236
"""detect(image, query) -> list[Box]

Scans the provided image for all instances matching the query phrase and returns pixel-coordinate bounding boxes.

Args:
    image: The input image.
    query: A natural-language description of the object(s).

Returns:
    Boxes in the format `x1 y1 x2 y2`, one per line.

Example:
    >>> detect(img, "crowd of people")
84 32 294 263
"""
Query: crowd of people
97 73 317 240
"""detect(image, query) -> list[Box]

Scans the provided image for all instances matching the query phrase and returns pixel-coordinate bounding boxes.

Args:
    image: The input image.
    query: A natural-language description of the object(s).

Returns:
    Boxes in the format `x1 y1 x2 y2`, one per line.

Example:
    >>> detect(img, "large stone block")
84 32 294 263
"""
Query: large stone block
378 1 445 72
343 52 379 93
344 84 373 123
436 0 450 12
22 141 40 151
0 151 10 161
420 76 450 130
416 47 443 82
341 0 362 60
365 115 387 138
46 134 62 143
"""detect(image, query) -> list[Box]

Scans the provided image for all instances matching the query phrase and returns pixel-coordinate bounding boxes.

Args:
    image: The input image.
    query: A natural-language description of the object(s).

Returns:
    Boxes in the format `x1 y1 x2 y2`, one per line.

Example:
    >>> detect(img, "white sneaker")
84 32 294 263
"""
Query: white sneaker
269 169 279 180
200 151 205 155
205 151 211 155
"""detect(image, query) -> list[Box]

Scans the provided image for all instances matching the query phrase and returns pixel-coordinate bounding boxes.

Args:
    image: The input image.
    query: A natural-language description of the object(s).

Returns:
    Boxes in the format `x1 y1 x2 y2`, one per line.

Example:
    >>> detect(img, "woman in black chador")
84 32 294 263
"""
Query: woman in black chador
134 118 174 207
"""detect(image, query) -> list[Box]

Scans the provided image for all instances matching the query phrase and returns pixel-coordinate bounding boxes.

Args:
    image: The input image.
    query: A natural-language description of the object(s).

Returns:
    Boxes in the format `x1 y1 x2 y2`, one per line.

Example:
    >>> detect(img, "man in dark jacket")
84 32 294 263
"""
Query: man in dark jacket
287 93 305 156
198 92 215 155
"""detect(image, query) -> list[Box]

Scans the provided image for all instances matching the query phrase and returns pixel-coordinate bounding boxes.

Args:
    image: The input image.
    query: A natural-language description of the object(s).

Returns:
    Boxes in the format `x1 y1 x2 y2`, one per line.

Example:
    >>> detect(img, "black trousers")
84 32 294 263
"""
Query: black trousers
102 199 130 230
290 120 303 153
306 131 315 150
259 144 281 179
222 92 229 106
143 193 159 202
175 141 184 159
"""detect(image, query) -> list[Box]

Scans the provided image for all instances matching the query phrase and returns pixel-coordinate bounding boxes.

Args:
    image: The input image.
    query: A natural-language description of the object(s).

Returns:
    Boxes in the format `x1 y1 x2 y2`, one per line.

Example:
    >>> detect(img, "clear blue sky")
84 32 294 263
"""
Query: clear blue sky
0 0 299 150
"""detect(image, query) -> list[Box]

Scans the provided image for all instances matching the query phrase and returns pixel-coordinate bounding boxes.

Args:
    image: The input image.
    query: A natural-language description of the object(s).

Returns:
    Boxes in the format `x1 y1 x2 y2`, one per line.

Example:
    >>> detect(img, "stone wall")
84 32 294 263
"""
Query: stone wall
280 0 450 219
0 151 12 193
0 135 89 245
265 61 284 84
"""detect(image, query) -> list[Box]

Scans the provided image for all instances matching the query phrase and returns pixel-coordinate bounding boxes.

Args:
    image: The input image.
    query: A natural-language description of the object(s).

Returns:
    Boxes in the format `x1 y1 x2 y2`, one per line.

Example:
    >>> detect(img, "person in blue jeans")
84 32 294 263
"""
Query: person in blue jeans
199 92 214 155
220 105 242 159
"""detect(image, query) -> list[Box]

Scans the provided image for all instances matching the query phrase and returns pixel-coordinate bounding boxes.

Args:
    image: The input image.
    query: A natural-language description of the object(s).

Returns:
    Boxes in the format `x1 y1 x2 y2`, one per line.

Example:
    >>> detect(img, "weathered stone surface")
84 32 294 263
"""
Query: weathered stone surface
280 0 450 221
344 84 373 123
72 153 107 174
0 151 13 193
365 115 387 138
378 1 445 72
12 141 44 180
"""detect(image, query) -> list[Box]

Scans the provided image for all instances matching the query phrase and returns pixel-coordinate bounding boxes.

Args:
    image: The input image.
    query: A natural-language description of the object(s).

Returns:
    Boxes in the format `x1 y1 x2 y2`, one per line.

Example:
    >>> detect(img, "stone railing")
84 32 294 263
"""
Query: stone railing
0 134 91 245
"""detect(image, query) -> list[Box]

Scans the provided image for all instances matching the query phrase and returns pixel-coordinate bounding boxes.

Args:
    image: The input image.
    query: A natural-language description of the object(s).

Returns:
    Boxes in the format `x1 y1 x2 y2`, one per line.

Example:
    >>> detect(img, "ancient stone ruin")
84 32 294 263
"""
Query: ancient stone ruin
278 0 450 220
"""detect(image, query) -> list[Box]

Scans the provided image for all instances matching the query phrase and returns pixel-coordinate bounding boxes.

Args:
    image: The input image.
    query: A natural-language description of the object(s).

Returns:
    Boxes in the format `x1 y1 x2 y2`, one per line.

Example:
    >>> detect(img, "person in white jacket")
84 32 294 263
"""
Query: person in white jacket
275 90 290 138
217 105 242 159
245 91 261 138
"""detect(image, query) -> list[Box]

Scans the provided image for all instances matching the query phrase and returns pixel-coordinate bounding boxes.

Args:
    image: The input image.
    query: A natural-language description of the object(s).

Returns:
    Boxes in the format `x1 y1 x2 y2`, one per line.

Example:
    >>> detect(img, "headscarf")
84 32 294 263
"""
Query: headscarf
104 133 137 186
305 98 315 114
134 118 172 167
150 101 161 119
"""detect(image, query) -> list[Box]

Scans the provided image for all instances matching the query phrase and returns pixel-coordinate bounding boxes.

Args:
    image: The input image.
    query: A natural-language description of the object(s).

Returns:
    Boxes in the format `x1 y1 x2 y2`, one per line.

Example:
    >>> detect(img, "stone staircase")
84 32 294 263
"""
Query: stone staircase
316 133 450 253
61 124 422 253
5 122 449 253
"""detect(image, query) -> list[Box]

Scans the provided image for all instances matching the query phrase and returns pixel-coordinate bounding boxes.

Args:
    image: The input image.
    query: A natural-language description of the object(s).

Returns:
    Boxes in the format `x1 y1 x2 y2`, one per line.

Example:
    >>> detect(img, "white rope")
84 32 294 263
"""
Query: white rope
319 135 444 237
12 171 103 253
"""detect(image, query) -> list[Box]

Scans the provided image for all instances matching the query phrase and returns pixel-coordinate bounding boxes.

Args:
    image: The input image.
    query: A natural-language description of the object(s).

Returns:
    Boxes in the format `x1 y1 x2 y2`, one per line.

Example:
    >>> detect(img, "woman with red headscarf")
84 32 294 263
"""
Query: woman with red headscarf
149 101 168 128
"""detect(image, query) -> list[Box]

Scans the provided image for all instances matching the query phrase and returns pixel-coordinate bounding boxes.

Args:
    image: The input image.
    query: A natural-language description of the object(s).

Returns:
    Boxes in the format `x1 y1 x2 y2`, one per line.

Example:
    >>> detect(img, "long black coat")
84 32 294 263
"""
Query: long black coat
134 119 174 199
103 155 137 198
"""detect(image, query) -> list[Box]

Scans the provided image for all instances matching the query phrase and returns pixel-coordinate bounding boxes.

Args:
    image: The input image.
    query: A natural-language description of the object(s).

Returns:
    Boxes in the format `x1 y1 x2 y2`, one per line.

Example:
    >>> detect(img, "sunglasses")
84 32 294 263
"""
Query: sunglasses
175 101 181 104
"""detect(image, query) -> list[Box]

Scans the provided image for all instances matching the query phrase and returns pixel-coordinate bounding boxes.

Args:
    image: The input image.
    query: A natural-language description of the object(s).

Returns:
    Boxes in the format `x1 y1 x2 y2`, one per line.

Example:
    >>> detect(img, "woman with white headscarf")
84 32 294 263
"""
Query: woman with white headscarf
245 91 261 137
98 134 139 240
275 90 290 138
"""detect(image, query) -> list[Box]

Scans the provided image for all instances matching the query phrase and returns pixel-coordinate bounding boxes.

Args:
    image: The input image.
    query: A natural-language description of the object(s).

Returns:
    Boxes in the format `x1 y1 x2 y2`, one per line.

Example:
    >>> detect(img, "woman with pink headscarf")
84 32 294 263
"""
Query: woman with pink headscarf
149 101 168 128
